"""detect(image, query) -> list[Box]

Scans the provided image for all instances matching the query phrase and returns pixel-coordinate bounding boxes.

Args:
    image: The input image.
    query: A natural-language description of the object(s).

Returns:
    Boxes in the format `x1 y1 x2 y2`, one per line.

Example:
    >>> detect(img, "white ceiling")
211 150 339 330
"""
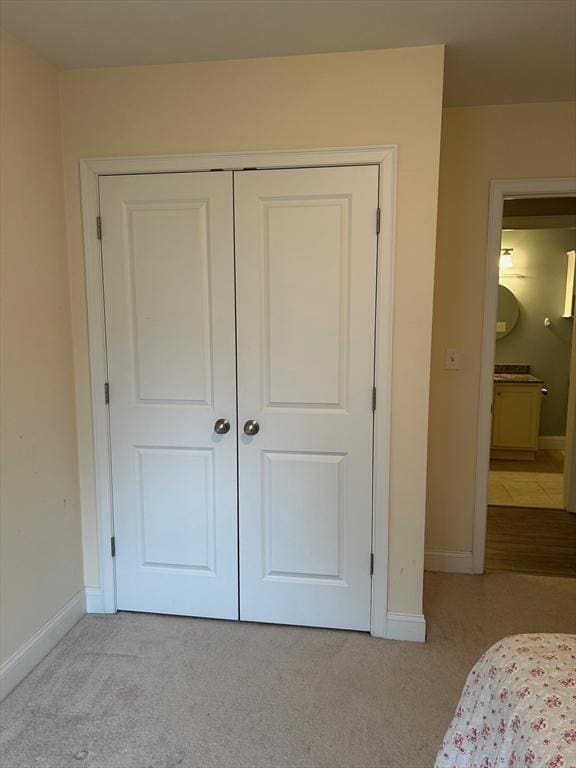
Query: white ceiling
1 0 575 107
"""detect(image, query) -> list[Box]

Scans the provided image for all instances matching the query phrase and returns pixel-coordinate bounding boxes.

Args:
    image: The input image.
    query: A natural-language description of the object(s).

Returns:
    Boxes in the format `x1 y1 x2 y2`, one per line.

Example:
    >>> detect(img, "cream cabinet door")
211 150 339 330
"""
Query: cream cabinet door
100 172 238 619
491 384 541 450
234 166 379 631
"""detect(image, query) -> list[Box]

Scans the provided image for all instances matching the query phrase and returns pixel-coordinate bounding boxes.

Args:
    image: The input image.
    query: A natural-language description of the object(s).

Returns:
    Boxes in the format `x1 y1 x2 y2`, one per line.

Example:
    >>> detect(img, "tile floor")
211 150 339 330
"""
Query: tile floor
488 449 564 509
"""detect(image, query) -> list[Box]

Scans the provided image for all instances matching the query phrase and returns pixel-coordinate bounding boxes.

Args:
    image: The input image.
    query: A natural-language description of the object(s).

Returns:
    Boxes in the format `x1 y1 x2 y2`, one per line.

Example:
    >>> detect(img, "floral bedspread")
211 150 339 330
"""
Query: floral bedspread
435 634 576 768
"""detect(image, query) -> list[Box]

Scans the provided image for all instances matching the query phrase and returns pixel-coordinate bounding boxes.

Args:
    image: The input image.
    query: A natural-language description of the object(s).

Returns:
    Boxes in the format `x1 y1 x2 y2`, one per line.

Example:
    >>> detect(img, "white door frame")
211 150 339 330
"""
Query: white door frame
80 146 396 638
564 309 576 513
472 177 576 573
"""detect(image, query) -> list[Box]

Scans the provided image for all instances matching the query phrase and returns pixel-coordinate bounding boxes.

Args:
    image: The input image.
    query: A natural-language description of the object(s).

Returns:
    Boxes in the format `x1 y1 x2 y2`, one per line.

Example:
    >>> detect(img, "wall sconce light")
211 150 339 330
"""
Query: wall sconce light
499 247 524 278
499 248 514 270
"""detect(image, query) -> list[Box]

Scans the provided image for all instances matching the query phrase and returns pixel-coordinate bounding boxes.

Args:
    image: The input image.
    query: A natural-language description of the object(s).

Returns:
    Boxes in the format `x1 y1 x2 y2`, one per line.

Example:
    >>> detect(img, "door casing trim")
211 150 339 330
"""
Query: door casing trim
473 176 576 574
80 146 396 637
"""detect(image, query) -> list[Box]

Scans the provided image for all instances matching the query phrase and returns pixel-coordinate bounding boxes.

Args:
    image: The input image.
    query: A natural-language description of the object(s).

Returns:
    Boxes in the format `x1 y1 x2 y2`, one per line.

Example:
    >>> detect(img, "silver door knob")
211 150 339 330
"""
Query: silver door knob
243 419 260 436
214 418 230 435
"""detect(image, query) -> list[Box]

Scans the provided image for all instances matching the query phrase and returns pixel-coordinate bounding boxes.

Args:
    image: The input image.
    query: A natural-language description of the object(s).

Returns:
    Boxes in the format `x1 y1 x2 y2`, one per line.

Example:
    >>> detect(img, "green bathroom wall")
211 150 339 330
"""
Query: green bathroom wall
496 228 576 436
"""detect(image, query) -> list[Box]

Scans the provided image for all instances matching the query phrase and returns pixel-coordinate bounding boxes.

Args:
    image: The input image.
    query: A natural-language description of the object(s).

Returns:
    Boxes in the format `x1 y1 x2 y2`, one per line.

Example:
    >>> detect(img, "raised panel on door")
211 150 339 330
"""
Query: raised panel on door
129 204 212 403
264 201 348 409
137 448 215 570
263 451 347 580
100 171 238 619
235 165 379 630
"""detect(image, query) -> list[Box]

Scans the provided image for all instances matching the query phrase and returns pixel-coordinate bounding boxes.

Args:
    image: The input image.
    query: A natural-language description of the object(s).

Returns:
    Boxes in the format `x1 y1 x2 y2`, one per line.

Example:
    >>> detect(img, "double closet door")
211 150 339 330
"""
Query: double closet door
100 165 379 631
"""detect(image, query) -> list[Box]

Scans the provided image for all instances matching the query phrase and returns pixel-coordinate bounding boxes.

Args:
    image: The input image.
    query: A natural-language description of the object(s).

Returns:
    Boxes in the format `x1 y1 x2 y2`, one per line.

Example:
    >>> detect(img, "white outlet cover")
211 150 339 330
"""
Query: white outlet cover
496 321 507 333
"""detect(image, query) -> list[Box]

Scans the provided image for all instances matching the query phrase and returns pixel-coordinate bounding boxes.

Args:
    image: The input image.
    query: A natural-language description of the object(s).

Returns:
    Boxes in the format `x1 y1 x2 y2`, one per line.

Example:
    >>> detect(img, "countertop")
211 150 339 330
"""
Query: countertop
493 373 544 384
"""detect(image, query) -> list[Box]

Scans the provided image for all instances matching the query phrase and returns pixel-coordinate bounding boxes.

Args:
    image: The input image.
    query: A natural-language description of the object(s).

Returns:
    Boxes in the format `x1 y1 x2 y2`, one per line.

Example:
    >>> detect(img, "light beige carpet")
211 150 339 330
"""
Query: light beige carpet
1 572 575 768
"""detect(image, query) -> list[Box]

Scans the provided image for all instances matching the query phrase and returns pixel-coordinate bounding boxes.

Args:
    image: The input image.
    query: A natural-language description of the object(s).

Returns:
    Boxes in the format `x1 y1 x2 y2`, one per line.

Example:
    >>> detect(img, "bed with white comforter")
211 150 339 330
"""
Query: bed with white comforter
435 633 576 768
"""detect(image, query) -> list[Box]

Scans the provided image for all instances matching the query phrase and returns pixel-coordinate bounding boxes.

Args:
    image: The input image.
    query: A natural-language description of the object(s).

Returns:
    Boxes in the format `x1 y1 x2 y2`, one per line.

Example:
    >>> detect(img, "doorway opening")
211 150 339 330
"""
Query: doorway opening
482 194 576 577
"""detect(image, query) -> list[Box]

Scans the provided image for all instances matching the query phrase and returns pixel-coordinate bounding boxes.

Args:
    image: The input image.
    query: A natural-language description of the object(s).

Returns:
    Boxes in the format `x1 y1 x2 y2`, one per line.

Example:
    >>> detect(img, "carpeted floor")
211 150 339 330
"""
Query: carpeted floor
1 572 575 768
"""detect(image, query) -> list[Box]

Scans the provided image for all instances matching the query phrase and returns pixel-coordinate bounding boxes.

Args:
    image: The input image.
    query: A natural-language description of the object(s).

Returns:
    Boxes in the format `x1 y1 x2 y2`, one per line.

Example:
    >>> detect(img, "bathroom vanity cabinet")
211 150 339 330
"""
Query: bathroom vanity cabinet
491 377 544 460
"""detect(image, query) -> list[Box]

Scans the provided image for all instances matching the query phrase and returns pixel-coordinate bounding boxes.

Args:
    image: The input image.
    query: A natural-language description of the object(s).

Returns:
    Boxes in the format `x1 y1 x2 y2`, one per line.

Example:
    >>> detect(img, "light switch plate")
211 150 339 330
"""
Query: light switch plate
445 348 460 370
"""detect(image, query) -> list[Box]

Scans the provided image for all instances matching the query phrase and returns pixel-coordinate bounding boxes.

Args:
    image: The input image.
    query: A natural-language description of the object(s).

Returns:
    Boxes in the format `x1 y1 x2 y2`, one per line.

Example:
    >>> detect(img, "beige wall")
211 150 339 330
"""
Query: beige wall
0 31 83 664
59 45 445 616
427 101 576 555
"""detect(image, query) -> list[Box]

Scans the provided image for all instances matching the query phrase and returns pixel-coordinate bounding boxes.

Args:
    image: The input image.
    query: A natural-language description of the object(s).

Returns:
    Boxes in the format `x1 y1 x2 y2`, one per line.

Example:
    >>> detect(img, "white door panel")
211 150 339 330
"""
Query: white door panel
100 172 238 619
235 166 378 630
262 451 346 578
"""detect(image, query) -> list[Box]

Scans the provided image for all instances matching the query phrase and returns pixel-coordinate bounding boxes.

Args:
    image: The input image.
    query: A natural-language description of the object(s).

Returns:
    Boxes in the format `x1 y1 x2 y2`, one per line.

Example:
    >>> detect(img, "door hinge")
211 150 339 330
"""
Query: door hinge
104 382 110 404
376 207 381 235
96 216 102 240
110 536 116 558
372 386 377 412
370 552 374 575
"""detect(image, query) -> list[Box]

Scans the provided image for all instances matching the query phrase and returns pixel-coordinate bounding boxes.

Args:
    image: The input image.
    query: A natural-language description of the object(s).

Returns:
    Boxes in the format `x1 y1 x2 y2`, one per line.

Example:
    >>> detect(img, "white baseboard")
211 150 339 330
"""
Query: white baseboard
538 435 565 451
425 549 474 574
85 586 105 613
385 611 426 642
0 590 85 702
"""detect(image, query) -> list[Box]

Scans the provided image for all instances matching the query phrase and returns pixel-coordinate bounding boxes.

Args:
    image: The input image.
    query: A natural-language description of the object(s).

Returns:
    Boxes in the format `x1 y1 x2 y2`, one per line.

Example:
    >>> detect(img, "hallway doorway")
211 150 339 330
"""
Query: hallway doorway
475 184 576 577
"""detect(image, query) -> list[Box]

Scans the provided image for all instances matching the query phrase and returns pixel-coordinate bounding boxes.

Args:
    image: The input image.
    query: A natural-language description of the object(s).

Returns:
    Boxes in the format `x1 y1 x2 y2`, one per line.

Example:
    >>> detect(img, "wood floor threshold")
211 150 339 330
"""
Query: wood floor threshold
485 504 576 579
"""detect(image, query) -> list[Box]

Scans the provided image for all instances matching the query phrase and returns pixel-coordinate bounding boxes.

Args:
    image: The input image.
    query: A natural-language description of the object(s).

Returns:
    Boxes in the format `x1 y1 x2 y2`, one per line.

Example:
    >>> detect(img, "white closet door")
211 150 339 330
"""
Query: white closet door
235 166 378 630
100 172 238 619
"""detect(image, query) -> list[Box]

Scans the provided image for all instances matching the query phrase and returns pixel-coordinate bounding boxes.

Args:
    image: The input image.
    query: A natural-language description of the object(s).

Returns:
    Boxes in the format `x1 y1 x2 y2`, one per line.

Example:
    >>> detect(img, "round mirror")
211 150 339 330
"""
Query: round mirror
496 284 520 340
